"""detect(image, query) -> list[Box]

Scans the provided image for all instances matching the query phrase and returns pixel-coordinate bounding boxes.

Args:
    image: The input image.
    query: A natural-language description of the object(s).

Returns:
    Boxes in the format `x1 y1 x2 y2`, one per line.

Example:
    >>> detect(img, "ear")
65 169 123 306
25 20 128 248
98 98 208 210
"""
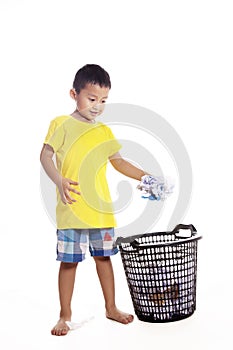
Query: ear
70 88 77 101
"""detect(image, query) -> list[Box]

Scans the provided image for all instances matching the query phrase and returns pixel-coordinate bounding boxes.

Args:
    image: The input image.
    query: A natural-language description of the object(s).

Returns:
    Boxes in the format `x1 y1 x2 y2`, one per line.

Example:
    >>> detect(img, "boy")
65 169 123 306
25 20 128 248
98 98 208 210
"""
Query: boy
40 64 148 336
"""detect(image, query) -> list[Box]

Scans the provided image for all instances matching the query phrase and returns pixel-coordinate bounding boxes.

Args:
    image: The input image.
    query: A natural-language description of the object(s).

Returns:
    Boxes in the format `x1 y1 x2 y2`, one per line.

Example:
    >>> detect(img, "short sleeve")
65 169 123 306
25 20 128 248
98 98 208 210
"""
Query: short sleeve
44 118 65 153
104 125 122 157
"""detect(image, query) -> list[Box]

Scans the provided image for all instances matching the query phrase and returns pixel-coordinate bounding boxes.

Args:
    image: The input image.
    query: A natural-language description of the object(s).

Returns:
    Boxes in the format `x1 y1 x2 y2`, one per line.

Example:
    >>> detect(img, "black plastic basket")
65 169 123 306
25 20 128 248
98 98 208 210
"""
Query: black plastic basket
116 224 202 323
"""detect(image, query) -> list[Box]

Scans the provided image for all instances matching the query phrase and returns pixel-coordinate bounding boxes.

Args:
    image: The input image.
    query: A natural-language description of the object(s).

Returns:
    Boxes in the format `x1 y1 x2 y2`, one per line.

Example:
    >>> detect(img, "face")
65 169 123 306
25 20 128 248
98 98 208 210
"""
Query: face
70 83 109 122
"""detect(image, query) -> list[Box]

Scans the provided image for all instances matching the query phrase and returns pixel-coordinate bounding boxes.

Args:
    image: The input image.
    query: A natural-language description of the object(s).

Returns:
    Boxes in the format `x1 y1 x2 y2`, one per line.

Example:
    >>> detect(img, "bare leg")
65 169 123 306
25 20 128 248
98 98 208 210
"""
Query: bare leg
51 262 78 336
93 256 134 324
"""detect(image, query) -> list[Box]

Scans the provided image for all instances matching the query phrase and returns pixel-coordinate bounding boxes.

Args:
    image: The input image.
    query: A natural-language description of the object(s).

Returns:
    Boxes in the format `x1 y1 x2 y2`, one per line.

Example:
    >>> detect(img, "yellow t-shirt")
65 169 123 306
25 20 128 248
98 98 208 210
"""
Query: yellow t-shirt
44 115 122 229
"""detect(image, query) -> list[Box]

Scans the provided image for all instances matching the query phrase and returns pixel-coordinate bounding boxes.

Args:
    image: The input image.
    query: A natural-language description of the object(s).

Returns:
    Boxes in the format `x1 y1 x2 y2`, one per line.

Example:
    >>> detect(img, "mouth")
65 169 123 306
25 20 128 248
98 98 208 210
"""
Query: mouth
90 111 99 117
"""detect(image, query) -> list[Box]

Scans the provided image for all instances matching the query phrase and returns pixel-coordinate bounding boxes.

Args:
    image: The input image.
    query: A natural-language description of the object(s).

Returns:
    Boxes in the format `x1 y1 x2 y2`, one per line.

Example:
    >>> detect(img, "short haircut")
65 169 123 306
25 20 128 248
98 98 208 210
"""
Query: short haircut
73 64 111 93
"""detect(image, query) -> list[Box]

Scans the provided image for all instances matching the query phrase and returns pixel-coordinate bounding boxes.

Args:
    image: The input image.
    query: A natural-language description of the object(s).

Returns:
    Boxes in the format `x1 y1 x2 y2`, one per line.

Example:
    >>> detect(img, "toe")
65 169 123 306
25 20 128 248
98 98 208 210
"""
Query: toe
51 327 58 336
61 328 68 335
127 314 134 323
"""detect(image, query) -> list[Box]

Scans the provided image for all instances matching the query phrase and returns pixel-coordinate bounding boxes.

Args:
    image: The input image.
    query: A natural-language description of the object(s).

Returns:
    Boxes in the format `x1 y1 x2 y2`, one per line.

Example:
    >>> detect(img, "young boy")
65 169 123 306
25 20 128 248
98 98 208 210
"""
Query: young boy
40 64 148 336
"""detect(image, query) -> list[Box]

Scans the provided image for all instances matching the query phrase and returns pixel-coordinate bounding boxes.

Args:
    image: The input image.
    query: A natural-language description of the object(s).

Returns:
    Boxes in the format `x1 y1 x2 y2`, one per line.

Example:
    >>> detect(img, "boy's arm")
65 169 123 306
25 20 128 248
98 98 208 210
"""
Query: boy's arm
40 144 80 204
109 152 149 181
40 144 62 186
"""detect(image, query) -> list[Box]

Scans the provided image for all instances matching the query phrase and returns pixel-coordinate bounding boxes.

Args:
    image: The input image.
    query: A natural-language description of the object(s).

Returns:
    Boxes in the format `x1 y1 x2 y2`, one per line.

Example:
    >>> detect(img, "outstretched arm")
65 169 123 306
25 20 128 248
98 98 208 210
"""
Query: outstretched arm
109 152 149 181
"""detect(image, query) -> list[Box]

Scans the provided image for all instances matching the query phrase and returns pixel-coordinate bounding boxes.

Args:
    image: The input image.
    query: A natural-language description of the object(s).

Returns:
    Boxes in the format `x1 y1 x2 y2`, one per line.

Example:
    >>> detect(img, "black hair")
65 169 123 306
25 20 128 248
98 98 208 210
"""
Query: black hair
73 64 111 93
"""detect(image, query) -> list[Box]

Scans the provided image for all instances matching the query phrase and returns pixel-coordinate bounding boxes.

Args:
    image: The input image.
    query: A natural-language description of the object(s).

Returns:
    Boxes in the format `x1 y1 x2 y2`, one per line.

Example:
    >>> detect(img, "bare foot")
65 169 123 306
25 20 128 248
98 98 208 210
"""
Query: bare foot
106 307 134 324
51 318 70 336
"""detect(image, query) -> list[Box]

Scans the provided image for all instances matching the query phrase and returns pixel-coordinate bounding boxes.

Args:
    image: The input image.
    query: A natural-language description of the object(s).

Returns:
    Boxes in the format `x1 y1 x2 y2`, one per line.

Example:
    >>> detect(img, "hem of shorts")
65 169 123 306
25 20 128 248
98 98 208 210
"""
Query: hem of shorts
56 256 85 263
90 248 119 257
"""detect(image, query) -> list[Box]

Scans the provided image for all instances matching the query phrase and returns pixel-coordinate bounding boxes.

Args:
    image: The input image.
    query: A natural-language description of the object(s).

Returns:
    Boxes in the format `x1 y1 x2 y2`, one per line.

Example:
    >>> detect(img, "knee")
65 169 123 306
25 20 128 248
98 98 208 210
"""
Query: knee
93 256 110 263
60 262 78 269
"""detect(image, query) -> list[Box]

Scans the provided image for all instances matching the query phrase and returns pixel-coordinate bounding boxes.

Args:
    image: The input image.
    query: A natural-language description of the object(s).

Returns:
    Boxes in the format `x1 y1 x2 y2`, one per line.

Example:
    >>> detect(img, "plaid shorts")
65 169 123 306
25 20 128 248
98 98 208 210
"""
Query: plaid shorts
56 228 118 263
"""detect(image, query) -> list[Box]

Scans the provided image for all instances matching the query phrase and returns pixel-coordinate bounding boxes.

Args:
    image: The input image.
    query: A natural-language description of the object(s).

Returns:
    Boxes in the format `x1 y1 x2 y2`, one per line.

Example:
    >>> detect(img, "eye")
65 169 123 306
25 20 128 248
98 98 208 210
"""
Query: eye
89 98 96 102
102 100 106 104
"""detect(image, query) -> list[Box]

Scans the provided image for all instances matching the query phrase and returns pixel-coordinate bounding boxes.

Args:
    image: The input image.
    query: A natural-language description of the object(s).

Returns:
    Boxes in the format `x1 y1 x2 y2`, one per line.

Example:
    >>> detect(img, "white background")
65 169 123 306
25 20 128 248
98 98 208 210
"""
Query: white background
0 0 232 349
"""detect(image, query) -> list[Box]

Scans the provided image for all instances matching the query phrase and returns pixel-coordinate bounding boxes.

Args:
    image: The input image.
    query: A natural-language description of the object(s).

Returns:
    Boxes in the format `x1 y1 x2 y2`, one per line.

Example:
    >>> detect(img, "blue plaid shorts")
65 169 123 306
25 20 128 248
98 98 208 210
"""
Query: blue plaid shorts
56 228 118 263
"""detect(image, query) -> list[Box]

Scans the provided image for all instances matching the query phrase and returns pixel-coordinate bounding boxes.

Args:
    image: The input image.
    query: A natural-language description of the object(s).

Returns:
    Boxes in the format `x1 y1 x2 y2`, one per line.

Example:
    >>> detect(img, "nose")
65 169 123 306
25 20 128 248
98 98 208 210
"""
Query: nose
93 103 102 111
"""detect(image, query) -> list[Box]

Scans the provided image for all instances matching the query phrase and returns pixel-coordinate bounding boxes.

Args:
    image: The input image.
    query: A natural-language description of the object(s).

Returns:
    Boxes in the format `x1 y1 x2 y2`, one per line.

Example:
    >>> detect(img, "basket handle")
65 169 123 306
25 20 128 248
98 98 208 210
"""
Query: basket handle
171 224 197 238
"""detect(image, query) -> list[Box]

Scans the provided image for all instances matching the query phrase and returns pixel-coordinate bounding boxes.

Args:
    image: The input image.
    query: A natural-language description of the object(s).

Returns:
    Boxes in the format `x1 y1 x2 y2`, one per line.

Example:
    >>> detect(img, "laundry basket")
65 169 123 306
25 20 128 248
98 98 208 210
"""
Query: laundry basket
116 224 202 323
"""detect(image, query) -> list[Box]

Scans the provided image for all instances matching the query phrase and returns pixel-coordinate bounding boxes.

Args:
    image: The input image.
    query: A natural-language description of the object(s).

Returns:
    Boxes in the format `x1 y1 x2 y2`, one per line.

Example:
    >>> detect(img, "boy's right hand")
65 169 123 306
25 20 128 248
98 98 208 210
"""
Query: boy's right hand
57 177 80 204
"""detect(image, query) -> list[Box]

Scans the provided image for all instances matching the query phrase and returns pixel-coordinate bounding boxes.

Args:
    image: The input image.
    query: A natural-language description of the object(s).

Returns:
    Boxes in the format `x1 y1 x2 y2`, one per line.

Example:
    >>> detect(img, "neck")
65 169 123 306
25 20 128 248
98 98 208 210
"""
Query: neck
71 109 96 124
